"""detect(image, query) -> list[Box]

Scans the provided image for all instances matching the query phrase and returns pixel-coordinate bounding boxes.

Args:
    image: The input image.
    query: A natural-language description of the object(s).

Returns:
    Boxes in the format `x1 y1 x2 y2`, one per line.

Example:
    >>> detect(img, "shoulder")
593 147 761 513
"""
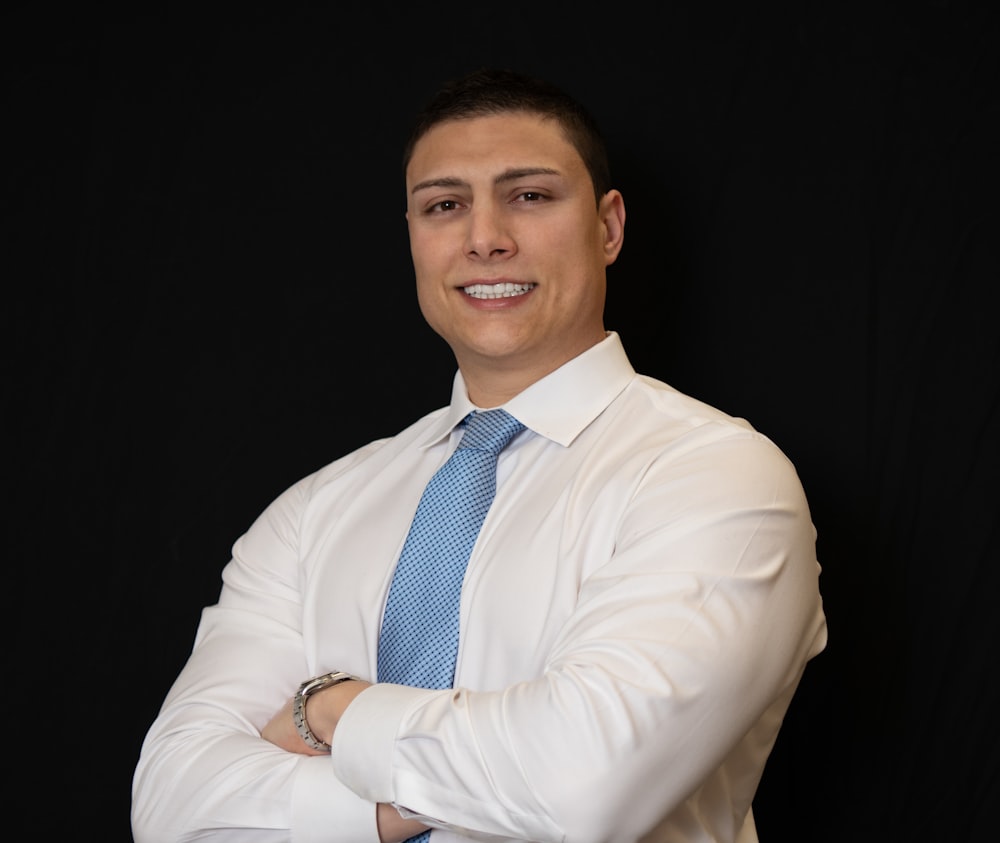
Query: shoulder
610 374 806 496
301 405 451 492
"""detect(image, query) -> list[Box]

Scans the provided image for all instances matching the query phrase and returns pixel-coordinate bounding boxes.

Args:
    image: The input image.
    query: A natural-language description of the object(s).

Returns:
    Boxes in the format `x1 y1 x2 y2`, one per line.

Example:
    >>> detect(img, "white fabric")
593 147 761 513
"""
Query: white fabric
131 332 828 843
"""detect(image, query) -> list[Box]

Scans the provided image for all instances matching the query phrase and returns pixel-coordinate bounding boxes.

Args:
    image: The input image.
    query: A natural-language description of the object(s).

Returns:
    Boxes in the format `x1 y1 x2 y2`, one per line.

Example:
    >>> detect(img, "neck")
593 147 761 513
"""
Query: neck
462 371 538 409
457 331 608 407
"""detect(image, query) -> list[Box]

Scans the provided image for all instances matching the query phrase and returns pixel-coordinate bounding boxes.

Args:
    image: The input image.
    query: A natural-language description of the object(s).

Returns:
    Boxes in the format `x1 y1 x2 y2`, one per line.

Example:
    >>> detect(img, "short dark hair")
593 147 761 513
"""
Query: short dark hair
403 68 613 202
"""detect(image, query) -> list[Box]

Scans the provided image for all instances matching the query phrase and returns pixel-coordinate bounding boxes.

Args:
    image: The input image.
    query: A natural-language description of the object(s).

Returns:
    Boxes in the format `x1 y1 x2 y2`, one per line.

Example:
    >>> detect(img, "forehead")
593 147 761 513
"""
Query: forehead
406 112 584 184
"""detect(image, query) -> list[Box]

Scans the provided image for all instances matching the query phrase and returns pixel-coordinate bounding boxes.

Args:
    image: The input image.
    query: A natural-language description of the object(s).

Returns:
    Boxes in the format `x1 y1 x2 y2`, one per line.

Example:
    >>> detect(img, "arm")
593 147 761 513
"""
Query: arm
131 474 384 843
260 684 429 843
327 434 828 843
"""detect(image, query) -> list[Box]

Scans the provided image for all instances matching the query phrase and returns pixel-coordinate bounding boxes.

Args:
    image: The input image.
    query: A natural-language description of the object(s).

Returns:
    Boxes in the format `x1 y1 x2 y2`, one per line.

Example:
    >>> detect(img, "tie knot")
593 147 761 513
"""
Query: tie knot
458 409 525 454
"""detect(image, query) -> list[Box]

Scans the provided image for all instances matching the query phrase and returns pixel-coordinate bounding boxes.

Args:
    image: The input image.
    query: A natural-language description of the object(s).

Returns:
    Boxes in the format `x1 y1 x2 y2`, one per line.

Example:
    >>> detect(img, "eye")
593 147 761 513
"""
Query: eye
428 199 461 213
518 191 545 202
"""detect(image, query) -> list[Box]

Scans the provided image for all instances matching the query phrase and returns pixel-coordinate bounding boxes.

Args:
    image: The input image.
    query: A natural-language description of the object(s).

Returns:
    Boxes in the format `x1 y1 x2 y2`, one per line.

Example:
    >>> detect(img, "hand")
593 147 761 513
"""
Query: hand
377 804 430 843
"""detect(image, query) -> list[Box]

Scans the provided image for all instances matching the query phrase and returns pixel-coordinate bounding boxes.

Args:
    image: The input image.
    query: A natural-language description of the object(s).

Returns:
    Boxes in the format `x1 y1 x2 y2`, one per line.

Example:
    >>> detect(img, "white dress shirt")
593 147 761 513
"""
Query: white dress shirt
131 332 828 843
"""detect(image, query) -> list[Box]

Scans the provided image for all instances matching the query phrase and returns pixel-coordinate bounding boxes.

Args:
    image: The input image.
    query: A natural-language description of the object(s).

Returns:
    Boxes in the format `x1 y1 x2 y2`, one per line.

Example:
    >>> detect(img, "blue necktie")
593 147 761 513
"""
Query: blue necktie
378 409 525 691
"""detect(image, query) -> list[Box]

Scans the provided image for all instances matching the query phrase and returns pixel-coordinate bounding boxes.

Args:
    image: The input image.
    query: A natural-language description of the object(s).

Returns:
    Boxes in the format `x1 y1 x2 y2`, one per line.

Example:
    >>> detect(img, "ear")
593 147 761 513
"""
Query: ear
599 189 626 265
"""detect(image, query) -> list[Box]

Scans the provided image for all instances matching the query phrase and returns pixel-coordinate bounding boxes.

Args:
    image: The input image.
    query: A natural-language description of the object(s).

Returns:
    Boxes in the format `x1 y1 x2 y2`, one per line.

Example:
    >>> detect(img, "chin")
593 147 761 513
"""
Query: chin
459 331 532 362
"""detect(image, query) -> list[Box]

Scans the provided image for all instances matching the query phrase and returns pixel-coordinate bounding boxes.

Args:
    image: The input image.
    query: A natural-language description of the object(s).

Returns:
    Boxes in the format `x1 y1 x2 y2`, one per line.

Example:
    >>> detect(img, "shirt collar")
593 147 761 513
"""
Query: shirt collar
420 332 636 449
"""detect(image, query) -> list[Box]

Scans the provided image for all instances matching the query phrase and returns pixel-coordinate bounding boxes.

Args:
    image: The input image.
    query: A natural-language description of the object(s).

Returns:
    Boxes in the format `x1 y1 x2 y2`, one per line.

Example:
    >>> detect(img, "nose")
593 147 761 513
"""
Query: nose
464 202 516 260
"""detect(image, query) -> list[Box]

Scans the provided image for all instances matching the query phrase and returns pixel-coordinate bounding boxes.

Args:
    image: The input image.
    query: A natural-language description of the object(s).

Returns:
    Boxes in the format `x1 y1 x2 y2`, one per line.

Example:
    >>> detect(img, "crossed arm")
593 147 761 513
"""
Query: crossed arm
261 680 428 843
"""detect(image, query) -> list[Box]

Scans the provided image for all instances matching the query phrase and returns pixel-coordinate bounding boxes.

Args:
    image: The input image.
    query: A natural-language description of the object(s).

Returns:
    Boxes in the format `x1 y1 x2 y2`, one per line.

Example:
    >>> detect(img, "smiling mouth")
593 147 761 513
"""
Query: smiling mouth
463 282 537 300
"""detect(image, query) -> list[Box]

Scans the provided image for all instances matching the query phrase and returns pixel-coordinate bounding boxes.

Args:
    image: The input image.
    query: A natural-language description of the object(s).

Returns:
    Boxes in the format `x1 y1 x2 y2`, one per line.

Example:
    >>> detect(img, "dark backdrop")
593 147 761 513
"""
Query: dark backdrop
8 4 998 841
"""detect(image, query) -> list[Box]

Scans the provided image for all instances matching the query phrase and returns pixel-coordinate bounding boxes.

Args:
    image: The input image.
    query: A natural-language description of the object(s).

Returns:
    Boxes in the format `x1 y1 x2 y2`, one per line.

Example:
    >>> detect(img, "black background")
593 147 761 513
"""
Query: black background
8 3 998 840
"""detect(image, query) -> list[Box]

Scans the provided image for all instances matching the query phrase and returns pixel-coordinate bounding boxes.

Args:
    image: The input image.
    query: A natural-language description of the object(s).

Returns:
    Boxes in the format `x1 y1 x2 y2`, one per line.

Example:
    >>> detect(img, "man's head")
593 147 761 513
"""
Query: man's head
403 68 613 205
404 70 626 407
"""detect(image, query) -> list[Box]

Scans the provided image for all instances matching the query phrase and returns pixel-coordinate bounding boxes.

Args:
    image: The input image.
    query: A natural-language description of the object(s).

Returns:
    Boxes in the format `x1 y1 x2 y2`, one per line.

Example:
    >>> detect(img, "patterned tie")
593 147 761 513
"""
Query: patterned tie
378 409 525 691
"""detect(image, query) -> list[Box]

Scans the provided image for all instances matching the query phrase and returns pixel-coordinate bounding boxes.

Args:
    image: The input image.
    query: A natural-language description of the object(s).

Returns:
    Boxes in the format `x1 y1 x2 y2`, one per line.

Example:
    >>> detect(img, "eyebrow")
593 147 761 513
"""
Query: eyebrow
410 167 561 195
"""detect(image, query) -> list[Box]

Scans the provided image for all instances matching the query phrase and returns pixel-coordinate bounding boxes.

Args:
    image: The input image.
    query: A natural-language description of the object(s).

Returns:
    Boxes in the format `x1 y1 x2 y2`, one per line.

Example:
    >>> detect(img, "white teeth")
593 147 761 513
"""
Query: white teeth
463 282 536 299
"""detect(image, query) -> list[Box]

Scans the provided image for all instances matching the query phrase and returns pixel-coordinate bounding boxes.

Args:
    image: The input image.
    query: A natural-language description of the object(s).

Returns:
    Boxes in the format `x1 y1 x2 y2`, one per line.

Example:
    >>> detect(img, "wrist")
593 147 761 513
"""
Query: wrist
292 671 360 752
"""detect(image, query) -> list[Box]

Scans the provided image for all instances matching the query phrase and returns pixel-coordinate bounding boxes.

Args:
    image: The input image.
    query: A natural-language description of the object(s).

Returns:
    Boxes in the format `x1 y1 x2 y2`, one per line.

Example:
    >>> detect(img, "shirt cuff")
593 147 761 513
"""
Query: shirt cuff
292 753 380 842
331 682 432 805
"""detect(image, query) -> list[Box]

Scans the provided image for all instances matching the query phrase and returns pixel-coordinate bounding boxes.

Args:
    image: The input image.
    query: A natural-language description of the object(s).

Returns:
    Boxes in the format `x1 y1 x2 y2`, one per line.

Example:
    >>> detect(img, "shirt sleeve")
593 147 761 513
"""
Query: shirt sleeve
331 432 828 843
131 475 380 843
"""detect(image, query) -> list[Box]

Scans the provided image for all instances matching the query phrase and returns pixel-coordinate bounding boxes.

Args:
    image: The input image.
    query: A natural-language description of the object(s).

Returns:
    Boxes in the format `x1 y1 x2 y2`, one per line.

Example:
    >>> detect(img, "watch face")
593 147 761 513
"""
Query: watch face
305 671 356 693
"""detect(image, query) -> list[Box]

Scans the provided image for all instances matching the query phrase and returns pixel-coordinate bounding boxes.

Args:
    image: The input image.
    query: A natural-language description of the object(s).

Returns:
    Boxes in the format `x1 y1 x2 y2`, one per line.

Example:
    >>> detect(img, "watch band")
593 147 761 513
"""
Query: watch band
292 670 359 752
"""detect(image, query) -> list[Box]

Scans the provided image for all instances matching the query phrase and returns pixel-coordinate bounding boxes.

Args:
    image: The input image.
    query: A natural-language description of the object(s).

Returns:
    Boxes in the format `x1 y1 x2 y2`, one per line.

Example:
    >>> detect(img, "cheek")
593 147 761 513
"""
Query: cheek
409 229 454 275
414 278 449 336
410 259 446 319
413 269 442 316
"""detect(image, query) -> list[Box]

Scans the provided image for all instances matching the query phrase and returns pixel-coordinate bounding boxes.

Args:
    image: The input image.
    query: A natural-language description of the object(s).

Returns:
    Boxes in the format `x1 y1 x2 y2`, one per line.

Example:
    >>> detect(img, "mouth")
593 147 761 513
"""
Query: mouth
462 282 537 300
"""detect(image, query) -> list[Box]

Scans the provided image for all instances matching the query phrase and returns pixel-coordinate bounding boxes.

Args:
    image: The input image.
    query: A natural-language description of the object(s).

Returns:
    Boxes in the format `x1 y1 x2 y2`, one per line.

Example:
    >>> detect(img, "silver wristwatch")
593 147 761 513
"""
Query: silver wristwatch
292 670 359 752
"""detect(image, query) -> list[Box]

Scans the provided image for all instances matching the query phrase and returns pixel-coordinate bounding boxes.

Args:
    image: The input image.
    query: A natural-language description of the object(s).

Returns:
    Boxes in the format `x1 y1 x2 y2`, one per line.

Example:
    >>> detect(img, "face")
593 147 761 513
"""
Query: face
405 112 625 401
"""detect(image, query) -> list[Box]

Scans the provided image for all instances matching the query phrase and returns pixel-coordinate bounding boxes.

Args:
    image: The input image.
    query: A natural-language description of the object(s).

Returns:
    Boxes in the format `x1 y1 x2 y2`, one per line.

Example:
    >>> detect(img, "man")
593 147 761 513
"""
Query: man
132 68 827 843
